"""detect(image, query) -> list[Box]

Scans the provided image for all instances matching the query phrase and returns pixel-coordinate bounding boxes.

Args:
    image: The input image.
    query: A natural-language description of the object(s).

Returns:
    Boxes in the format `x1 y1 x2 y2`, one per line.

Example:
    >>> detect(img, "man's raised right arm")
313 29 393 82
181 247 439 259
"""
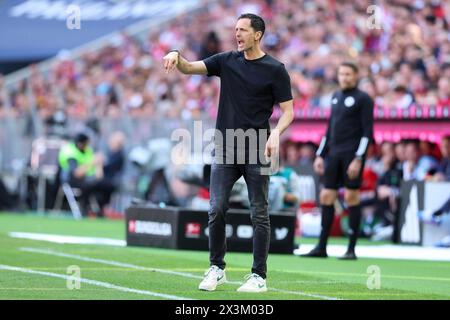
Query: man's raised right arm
163 51 207 75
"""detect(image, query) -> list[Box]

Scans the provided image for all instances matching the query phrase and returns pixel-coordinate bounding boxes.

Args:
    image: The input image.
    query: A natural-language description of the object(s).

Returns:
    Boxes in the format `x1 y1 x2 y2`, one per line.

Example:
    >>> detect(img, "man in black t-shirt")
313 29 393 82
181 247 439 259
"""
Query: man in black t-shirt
163 13 293 292
301 62 374 260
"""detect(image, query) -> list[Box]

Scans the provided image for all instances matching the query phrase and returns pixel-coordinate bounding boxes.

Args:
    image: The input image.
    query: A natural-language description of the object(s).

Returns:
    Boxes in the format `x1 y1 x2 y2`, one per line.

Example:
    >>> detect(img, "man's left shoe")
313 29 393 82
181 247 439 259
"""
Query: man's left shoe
338 251 357 260
237 273 267 293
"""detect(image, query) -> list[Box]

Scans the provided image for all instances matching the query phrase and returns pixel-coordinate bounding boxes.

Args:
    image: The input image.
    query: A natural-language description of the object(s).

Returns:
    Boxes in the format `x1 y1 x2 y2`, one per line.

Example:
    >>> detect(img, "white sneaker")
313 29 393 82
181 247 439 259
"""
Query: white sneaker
237 273 267 293
198 265 226 291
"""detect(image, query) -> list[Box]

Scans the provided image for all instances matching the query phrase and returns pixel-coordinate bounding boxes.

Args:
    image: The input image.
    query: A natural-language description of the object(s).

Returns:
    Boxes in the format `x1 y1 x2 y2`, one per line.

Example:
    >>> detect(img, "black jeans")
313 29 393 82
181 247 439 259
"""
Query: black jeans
69 178 116 217
208 162 270 279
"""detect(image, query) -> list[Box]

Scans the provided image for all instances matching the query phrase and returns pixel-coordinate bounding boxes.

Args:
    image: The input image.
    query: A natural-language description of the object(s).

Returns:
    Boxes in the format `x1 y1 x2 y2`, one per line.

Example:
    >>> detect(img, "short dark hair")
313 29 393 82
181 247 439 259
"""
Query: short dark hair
238 13 265 39
339 62 359 73
74 133 89 144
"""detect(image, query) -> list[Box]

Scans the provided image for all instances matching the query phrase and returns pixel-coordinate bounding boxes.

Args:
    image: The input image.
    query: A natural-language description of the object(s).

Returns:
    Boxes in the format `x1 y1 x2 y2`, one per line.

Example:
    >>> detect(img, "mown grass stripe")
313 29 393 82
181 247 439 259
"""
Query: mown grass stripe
20 247 341 300
0 264 193 300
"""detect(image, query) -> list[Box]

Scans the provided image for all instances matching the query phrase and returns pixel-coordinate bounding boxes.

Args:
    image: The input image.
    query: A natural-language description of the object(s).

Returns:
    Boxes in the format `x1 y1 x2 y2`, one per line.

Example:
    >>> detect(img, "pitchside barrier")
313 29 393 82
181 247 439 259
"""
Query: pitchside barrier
126 205 296 254
398 180 450 246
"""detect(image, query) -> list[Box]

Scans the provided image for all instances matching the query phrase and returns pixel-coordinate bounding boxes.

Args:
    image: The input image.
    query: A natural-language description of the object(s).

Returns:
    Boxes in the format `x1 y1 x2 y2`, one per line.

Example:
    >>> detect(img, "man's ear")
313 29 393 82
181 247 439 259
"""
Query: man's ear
255 31 262 42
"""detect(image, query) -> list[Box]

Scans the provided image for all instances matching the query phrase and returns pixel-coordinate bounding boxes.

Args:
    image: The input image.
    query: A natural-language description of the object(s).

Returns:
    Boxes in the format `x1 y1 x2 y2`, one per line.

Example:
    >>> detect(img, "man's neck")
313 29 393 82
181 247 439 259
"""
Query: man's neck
342 86 357 92
244 46 265 60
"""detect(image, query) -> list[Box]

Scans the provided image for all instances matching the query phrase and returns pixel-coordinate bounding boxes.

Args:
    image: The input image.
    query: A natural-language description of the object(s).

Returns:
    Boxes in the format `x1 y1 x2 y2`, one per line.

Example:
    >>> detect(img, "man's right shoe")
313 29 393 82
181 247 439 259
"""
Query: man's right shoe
237 273 267 293
300 246 328 258
198 265 226 291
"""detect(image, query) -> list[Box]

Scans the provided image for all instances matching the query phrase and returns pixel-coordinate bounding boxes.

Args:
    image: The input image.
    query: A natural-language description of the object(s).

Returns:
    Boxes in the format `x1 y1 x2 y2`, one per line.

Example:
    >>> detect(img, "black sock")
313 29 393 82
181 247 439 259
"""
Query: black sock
318 205 335 251
348 205 362 252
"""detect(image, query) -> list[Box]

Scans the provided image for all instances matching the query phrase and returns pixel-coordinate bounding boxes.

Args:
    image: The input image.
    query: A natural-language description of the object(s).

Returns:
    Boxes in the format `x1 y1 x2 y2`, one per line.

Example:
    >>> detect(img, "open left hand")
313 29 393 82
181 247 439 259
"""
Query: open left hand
347 158 362 180
264 129 280 161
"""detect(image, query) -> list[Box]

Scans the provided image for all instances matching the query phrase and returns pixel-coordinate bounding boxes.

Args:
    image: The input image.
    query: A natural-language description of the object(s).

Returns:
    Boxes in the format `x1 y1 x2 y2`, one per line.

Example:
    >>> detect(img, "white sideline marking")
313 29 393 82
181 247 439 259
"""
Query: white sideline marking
20 247 340 300
9 232 125 246
294 244 450 262
20 247 201 280
0 264 192 300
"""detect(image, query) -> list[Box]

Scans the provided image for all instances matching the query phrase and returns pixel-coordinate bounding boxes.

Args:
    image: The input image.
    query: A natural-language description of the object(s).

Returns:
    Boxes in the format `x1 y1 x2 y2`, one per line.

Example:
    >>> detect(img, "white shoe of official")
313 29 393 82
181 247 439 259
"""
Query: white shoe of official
198 265 226 291
237 273 267 293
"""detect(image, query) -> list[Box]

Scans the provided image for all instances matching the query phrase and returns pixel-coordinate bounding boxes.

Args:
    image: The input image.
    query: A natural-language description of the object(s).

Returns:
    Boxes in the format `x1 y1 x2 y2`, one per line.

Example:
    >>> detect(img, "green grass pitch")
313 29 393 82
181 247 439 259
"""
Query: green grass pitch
0 213 449 300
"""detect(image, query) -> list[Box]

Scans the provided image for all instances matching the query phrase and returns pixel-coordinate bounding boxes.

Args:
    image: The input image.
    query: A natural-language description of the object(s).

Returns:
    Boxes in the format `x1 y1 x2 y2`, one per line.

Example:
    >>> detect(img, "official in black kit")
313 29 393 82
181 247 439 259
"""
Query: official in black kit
163 13 294 291
302 62 374 260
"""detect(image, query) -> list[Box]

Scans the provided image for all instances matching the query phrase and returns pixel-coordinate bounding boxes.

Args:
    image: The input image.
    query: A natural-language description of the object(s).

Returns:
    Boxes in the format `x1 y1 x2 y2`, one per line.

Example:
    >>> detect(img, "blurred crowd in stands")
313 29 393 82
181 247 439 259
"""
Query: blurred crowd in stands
0 0 450 120
0 0 449 239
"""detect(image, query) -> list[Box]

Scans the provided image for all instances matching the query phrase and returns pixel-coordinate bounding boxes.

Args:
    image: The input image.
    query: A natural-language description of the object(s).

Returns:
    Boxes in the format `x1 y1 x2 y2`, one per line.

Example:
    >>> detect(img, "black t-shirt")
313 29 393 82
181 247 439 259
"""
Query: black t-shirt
203 51 292 162
378 162 403 188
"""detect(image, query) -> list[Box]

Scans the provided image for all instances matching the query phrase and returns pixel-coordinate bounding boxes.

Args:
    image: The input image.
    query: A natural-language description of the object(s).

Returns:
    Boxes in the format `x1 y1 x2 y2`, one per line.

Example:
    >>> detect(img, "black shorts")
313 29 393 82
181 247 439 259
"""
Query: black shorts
323 153 365 190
